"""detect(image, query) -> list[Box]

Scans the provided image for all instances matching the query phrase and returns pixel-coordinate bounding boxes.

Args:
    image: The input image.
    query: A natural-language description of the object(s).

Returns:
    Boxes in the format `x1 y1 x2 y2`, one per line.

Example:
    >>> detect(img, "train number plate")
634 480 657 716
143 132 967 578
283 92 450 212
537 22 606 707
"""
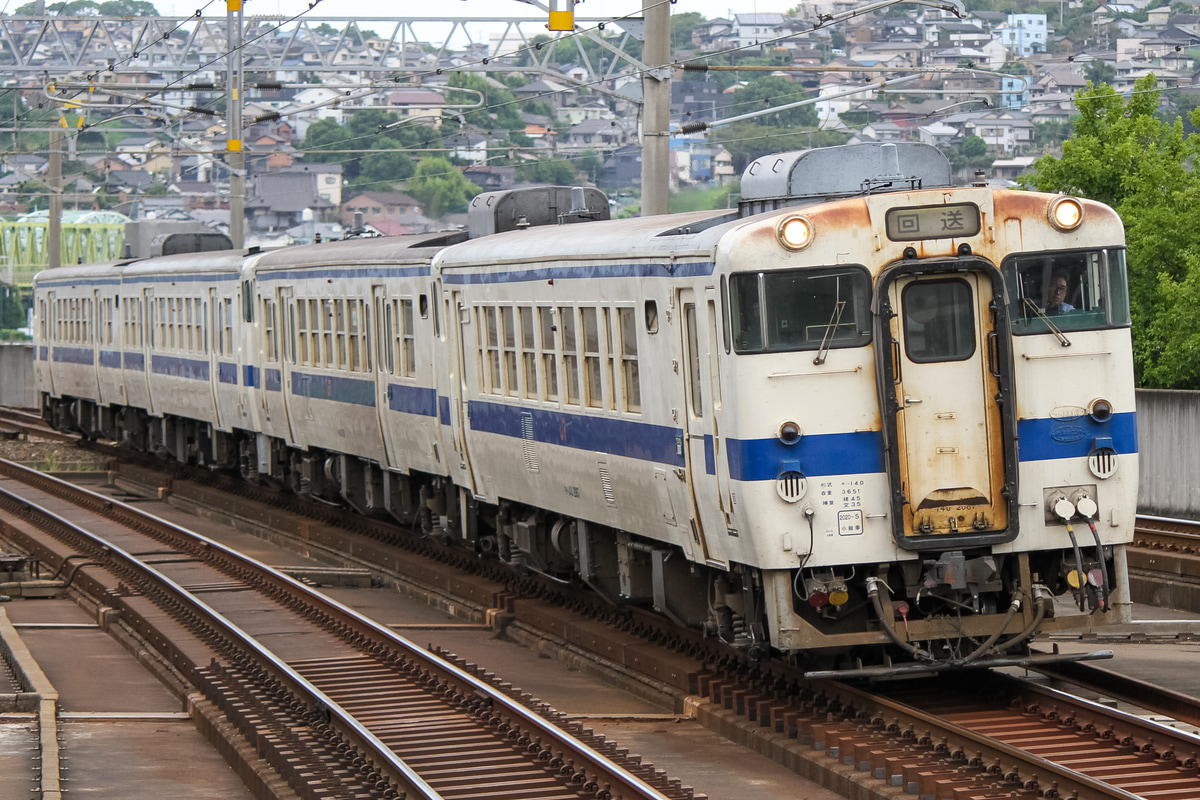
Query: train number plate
885 203 981 241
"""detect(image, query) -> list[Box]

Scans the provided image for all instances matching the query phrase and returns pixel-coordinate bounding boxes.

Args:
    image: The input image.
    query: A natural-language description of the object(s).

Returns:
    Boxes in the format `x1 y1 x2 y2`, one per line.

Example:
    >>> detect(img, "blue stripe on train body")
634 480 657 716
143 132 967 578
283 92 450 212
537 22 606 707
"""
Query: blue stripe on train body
387 383 437 417
151 354 210 381
289 371 376 407
467 400 686 467
442 261 715 285
52 346 94 365
1015 412 1137 461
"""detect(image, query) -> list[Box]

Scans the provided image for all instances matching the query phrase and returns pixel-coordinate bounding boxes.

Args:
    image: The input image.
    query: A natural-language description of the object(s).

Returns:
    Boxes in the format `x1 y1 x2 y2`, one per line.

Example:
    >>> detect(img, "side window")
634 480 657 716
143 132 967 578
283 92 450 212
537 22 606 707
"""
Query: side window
559 306 580 406
617 307 640 413
581 306 602 409
382 300 395 375
484 306 501 395
320 299 334 367
501 306 518 397
334 299 347 370
684 303 703 417
401 298 415 377
539 306 558 402
263 297 278 362
348 299 361 372
519 306 537 400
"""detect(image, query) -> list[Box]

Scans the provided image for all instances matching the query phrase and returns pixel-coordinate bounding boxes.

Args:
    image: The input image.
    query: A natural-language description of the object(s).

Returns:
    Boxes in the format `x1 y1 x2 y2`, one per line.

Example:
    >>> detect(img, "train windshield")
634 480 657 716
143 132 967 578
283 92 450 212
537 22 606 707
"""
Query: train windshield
1005 248 1130 335
728 266 872 354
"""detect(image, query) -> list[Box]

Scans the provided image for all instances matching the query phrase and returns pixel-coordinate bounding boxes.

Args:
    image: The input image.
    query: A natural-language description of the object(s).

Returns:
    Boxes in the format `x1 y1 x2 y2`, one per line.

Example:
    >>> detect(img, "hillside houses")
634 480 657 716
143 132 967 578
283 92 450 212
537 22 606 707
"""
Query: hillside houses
11 0 1200 237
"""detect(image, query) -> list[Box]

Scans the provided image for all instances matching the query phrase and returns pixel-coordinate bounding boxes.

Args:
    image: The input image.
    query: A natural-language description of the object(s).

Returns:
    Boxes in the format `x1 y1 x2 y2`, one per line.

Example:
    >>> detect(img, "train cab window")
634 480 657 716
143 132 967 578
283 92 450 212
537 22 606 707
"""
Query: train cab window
419 294 429 319
1006 249 1130 335
242 280 254 323
729 267 871 354
902 279 976 363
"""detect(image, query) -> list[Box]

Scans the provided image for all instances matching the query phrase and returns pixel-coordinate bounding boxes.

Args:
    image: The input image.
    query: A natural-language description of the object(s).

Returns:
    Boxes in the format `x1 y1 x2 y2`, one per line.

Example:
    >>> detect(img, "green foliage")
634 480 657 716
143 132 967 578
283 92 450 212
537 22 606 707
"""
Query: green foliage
671 12 705 50
669 182 739 212
405 157 479 218
1084 60 1116 85
447 72 523 132
945 135 992 173
1 285 26 331
576 149 603 183
710 123 846 173
515 159 579 184
17 0 157 13
1021 75 1200 387
730 76 815 128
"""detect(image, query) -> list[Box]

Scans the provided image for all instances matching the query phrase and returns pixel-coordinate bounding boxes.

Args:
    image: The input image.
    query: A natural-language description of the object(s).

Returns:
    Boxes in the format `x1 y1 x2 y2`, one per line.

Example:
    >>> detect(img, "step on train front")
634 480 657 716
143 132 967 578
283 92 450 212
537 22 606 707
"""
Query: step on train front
32 143 1138 672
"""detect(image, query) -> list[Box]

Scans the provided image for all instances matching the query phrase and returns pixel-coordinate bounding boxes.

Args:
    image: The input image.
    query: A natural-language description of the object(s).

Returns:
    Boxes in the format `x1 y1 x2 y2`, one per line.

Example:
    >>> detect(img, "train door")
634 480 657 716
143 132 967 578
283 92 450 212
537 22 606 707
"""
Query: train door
259 287 293 440
679 287 729 568
878 264 1016 550
446 288 477 494
42 291 56 397
142 288 159 416
207 288 224 430
372 284 400 467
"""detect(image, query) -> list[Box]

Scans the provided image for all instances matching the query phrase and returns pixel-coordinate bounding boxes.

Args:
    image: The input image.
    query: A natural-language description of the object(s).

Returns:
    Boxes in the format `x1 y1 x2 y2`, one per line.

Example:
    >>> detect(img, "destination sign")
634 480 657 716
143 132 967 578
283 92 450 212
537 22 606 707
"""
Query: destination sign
885 203 981 242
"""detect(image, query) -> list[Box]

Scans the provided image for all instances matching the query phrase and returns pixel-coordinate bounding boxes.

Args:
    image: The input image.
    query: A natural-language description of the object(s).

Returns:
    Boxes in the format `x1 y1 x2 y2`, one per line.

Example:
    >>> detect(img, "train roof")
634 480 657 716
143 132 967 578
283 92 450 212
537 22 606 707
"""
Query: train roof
436 208 740 268
32 260 132 286
253 231 468 271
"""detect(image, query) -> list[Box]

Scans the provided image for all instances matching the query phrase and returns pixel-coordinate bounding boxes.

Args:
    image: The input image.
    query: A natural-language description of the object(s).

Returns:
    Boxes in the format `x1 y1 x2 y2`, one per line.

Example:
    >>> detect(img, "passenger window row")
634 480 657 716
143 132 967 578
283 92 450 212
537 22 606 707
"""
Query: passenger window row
474 303 641 414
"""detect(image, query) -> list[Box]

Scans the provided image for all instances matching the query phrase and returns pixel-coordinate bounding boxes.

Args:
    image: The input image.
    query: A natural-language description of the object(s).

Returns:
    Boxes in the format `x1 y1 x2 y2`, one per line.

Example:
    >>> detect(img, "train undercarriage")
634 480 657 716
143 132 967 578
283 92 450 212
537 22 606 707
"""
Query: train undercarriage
45 393 1127 674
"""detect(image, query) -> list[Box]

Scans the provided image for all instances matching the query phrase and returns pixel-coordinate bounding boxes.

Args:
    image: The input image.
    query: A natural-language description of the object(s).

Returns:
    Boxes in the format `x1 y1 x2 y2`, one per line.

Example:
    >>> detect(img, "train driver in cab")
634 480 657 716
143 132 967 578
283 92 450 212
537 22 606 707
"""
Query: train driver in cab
1042 270 1074 315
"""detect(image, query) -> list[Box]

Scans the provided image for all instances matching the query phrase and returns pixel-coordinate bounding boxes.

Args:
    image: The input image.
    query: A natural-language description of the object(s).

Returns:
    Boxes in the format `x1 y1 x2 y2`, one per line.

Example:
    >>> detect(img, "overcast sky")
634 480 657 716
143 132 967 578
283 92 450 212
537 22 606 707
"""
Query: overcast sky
234 0 783 28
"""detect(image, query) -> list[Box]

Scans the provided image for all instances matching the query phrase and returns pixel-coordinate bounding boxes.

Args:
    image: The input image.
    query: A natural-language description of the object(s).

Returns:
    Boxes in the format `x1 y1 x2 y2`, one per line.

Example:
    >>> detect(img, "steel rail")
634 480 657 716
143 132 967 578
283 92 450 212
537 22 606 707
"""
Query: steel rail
827 680 1147 800
0 457 677 800
0 460 438 800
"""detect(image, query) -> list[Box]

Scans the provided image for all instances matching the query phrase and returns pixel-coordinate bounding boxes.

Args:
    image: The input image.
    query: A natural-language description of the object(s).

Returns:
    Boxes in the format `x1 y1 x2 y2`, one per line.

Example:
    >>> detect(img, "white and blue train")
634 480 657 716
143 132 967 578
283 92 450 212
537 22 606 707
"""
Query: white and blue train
32 143 1138 670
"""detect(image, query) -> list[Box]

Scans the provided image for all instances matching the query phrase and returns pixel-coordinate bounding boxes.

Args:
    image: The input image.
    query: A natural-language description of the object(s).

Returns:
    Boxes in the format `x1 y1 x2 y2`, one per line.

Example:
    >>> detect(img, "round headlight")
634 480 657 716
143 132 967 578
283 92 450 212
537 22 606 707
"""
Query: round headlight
1049 197 1084 231
1089 398 1113 424
778 216 814 250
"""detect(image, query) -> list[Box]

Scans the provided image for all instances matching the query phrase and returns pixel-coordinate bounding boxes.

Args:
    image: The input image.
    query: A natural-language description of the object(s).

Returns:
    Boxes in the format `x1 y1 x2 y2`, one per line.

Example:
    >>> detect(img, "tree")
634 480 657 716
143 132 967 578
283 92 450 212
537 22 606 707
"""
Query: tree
730 76 816 128
515 159 579 184
1084 60 1116 85
405 157 479 218
1021 74 1200 387
671 12 705 50
576 149 603 183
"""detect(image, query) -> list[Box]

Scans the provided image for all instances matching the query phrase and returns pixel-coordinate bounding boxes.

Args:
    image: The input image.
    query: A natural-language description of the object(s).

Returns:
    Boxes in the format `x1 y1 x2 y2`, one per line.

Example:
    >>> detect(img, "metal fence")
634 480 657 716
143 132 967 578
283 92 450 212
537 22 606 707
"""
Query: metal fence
0 343 35 407
1136 389 1200 520
0 223 126 285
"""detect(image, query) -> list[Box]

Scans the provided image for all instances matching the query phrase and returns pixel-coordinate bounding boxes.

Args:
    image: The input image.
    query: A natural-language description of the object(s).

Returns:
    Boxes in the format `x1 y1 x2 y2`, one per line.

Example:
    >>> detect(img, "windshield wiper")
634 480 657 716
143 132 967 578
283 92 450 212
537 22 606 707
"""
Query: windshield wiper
813 299 847 365
1023 297 1071 347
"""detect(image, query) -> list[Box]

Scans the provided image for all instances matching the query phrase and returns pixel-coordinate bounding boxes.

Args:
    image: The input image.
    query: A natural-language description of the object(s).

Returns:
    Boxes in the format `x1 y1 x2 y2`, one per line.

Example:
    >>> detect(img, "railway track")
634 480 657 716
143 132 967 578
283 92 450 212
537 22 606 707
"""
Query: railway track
0 457 696 800
6 412 1200 799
